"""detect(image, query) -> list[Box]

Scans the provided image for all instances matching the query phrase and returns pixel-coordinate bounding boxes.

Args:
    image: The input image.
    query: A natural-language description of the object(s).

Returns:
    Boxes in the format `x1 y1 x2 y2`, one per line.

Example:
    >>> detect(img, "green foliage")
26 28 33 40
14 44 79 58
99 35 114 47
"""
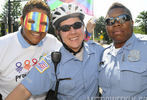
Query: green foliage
0 1 22 33
133 26 144 34
135 11 147 34
94 16 112 44
0 1 22 22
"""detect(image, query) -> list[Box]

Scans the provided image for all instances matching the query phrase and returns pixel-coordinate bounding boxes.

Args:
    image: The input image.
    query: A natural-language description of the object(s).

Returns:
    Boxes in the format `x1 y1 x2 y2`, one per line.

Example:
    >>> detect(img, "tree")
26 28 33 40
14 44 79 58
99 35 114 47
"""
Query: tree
135 11 147 34
94 16 112 44
0 1 22 33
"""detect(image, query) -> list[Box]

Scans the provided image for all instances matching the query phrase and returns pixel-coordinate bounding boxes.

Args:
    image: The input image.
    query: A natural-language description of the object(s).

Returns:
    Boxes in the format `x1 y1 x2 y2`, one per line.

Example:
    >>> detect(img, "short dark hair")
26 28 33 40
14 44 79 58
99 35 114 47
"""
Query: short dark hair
22 0 51 20
106 2 132 19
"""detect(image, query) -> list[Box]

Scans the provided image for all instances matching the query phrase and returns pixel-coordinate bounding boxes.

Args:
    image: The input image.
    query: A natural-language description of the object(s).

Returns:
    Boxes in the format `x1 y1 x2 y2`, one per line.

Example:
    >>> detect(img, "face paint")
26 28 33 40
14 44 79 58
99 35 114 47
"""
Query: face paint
24 12 49 32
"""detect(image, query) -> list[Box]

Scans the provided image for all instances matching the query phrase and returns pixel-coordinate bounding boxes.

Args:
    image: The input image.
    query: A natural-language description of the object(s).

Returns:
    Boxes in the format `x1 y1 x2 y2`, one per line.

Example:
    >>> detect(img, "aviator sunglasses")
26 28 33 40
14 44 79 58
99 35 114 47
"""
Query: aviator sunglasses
105 14 132 26
59 22 83 32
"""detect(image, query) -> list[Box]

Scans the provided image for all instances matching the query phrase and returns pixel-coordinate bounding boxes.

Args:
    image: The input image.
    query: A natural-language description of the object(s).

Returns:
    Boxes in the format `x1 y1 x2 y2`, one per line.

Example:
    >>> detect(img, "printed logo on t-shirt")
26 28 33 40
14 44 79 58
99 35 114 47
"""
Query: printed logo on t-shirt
15 58 37 73
15 54 47 82
35 58 50 73
15 54 46 73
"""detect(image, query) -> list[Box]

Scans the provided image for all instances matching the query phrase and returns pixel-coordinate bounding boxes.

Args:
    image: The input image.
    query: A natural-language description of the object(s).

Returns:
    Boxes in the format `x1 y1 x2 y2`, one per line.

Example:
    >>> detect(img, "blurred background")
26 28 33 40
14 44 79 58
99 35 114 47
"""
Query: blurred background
0 0 146 45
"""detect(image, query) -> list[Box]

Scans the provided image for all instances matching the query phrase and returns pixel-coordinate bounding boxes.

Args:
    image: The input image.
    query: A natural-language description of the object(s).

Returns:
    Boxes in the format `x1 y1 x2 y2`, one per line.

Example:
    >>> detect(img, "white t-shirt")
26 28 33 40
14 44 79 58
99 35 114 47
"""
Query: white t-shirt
0 28 62 100
113 47 121 56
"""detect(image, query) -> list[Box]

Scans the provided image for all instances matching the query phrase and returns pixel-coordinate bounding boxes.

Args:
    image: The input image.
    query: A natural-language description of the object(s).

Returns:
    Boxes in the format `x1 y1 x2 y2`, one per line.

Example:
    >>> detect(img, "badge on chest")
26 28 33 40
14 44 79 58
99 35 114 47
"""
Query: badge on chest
128 50 140 62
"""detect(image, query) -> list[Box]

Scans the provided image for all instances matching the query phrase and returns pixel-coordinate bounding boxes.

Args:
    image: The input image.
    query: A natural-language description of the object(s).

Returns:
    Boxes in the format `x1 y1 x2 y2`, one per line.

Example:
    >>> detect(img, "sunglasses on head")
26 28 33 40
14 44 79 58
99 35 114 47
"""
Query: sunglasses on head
105 14 132 26
59 22 83 32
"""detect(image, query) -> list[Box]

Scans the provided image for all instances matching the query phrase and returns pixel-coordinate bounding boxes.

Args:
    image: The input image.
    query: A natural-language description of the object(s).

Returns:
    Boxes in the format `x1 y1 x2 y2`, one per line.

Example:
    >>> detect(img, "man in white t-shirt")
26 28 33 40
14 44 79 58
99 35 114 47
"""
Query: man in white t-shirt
0 0 62 100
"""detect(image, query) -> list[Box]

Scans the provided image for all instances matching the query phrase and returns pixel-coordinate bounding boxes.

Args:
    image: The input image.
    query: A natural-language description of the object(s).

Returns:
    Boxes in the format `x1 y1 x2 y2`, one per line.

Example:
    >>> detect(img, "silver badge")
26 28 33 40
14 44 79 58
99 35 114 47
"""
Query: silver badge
128 50 140 62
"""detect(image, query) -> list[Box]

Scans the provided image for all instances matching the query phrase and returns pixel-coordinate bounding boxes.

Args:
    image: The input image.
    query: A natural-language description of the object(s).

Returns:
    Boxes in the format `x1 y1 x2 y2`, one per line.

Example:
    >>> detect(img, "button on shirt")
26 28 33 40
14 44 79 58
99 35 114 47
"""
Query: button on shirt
22 42 104 100
99 34 147 98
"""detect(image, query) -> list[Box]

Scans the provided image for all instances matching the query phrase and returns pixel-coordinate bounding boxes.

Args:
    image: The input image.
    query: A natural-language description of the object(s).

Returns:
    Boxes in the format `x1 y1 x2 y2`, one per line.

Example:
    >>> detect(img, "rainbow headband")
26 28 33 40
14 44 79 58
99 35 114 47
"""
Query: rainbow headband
24 12 49 32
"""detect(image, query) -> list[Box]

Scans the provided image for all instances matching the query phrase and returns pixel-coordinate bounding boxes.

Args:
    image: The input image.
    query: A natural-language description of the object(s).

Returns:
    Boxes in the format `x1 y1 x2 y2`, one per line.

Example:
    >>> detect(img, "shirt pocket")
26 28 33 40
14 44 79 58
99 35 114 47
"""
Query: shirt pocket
120 62 147 92
58 79 76 96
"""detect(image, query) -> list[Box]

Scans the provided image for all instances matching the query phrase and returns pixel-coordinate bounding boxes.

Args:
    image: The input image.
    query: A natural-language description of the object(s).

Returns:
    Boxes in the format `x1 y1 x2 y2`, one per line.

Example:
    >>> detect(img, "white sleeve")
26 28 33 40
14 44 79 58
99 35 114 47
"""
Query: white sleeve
43 34 62 52
0 36 11 72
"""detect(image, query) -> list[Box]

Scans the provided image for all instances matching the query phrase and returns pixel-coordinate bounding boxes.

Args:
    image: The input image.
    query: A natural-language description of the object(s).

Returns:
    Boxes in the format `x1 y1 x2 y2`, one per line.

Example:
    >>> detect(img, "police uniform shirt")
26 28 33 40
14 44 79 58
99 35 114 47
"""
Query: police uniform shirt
21 42 104 100
99 34 147 98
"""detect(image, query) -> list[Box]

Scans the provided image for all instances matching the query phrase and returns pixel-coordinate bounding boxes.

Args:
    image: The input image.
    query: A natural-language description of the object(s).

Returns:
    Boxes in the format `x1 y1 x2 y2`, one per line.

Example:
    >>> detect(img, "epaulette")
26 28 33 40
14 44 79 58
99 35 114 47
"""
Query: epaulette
135 34 147 41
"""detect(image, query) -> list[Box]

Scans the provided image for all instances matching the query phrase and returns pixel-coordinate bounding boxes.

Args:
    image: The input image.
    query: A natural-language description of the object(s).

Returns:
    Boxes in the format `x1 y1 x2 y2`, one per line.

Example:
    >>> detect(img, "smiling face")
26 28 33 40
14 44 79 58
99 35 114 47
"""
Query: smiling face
59 17 85 52
21 8 49 45
106 8 134 48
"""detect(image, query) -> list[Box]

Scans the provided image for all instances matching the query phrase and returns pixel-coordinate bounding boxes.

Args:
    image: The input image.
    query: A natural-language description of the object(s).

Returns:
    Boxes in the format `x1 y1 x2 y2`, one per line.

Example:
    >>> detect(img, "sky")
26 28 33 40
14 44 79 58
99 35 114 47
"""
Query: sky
85 0 147 25
0 0 147 25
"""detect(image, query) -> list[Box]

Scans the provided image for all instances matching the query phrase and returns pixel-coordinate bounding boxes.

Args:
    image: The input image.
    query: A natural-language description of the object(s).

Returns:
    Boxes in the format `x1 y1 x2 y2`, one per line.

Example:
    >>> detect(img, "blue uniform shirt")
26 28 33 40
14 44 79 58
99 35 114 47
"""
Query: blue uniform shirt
22 42 104 100
99 34 147 98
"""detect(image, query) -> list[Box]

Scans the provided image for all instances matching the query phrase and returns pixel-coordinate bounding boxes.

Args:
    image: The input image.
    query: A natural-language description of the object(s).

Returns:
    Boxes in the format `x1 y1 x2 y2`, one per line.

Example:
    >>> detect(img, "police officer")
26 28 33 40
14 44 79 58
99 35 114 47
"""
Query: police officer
6 3 104 100
99 2 147 99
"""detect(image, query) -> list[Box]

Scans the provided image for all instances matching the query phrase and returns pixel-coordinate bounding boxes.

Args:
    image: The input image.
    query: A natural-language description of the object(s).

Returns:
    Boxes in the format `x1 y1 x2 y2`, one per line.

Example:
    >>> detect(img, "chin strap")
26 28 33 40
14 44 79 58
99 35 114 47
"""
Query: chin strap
62 41 84 55
59 34 84 55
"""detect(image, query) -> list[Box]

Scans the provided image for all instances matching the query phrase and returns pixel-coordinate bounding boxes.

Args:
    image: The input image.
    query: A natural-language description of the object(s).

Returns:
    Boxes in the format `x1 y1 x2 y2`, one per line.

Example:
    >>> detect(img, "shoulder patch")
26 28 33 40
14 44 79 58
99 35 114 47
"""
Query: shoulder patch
35 58 50 73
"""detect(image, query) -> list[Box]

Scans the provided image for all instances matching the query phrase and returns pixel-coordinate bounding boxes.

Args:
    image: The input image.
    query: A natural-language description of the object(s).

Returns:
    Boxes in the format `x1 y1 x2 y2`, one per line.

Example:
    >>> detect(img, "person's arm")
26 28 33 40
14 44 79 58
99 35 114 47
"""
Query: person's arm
86 18 96 33
6 83 31 100
84 18 96 41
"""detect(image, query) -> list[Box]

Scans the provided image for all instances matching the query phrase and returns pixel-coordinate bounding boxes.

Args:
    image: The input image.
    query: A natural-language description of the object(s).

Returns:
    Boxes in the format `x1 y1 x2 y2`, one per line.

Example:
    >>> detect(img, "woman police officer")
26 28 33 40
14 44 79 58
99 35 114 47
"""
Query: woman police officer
6 3 104 100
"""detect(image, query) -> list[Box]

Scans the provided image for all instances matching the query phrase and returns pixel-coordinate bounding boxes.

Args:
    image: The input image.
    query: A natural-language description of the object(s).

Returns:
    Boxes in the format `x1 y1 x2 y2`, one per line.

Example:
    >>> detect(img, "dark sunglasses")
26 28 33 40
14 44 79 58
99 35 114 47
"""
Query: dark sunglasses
105 14 132 26
59 22 83 32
